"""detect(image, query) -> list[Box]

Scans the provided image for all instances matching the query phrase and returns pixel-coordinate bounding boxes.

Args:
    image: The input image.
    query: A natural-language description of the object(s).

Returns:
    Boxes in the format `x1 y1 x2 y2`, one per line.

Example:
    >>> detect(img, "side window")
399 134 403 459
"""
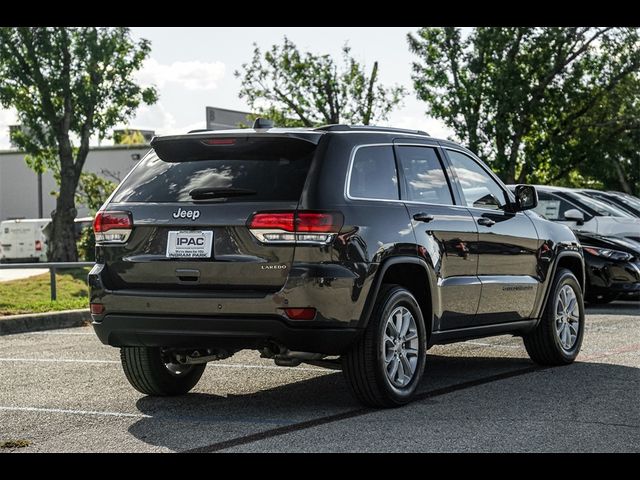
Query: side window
447 150 507 210
534 192 582 221
396 146 453 205
349 146 399 200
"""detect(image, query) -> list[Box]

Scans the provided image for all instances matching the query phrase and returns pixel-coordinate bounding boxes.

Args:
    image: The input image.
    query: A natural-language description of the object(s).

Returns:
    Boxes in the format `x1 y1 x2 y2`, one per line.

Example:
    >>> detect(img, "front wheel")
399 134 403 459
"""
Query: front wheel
342 285 427 408
120 347 205 396
523 269 585 365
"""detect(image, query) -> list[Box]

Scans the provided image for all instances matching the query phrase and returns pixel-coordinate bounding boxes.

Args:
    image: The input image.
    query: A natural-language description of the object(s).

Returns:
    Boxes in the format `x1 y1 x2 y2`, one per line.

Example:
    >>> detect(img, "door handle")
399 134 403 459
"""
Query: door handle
413 212 435 223
477 217 496 227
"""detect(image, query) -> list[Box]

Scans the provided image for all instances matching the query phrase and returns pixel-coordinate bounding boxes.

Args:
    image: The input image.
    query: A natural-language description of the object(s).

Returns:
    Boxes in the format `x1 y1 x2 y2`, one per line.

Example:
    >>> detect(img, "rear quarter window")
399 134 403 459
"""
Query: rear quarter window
348 145 399 200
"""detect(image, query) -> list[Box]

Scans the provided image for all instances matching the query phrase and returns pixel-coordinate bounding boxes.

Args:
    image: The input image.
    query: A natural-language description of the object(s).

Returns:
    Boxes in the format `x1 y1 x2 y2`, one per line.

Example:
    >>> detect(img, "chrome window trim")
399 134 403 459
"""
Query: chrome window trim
344 142 448 206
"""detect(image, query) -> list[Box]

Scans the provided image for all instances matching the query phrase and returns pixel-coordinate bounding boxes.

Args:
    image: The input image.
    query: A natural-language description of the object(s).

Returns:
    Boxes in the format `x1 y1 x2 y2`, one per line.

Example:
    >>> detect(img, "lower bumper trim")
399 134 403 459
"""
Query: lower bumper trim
92 314 361 355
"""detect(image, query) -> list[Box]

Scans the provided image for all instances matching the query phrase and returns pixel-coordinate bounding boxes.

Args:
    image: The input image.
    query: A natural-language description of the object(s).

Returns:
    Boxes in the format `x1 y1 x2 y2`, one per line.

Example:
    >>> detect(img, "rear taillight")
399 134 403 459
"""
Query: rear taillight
93 211 132 244
248 211 343 245
35 240 42 251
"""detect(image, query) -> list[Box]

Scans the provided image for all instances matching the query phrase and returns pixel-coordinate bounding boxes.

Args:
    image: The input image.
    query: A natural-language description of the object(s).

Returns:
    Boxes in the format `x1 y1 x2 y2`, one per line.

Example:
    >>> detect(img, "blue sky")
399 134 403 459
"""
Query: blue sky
0 27 455 148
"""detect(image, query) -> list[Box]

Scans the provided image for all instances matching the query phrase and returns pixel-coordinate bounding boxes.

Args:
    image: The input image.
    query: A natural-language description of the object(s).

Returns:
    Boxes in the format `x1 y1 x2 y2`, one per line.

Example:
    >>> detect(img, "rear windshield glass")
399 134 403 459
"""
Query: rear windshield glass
111 146 314 203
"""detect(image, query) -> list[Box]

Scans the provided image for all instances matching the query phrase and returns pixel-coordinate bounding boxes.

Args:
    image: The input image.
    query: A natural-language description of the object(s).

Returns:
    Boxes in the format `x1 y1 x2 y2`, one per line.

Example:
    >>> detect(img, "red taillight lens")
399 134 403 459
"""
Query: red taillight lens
296 213 341 232
247 211 342 244
283 308 316 320
93 211 132 243
35 240 42 251
249 212 296 231
203 138 236 145
90 303 105 315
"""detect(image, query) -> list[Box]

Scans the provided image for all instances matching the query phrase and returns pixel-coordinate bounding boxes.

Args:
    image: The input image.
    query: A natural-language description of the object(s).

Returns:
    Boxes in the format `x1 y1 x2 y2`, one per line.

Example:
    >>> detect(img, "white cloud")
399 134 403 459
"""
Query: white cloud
111 102 206 141
383 113 455 140
136 58 226 91
0 108 18 150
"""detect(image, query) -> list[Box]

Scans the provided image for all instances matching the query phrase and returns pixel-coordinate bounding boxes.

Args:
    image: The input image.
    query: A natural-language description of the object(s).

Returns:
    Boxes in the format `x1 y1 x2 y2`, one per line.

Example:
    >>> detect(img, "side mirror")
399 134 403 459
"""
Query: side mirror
514 184 538 211
564 208 585 225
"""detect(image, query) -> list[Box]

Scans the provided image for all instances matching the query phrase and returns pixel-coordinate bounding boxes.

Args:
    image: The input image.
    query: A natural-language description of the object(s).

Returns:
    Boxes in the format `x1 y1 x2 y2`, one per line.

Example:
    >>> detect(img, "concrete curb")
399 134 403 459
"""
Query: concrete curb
0 309 91 335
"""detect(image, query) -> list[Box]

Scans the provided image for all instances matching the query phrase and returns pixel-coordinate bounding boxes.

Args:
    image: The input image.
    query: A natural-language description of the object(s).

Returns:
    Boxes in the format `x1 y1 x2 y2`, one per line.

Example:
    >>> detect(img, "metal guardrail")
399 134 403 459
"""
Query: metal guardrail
0 262 94 301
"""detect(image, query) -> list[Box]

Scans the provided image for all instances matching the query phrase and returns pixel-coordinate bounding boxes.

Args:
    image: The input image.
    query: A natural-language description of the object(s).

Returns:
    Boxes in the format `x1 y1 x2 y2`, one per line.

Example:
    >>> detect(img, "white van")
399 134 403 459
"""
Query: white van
0 218 49 263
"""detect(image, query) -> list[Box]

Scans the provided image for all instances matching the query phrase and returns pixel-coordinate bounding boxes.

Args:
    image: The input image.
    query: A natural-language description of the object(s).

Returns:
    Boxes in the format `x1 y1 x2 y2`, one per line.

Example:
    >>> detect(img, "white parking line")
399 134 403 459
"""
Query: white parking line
0 357 118 364
0 406 150 418
28 331 94 336
0 357 330 372
463 341 522 349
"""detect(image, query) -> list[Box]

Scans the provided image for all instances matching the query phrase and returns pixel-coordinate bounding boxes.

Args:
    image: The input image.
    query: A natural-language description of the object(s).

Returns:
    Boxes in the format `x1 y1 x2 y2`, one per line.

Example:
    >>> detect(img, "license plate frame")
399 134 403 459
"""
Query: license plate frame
166 230 213 259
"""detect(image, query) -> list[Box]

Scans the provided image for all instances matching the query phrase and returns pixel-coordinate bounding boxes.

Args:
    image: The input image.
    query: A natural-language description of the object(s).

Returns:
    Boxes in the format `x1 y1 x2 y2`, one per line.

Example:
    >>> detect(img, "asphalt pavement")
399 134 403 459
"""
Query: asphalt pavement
0 302 638 453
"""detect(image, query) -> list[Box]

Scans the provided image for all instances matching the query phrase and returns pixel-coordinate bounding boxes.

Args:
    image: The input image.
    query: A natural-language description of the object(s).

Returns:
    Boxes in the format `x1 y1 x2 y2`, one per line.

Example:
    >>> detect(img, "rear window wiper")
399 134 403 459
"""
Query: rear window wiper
189 187 256 200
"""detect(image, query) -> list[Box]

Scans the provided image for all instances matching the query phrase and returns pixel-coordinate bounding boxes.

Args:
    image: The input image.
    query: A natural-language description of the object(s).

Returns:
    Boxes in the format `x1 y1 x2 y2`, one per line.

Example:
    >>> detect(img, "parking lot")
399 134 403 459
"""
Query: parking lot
0 302 638 453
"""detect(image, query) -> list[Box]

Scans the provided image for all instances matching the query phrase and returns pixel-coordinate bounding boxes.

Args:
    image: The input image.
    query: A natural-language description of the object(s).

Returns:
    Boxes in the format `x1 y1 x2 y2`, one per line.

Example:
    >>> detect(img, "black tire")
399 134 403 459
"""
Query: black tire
523 269 585 365
585 292 618 304
120 347 205 396
342 284 427 408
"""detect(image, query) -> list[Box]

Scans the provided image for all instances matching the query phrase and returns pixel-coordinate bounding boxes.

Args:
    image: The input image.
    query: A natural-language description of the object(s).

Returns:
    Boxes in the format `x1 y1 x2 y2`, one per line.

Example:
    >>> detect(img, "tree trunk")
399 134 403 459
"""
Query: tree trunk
48 170 80 262
48 135 81 261
613 160 632 194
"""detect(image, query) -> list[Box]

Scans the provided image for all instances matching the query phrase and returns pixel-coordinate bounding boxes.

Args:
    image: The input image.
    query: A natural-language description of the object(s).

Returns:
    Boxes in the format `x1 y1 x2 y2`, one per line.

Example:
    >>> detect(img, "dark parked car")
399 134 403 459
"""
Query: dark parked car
90 123 586 407
575 231 640 304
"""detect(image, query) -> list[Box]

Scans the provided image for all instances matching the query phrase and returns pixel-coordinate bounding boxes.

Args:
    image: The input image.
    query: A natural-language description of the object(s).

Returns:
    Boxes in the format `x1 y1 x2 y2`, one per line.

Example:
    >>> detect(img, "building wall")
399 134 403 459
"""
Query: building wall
0 145 151 221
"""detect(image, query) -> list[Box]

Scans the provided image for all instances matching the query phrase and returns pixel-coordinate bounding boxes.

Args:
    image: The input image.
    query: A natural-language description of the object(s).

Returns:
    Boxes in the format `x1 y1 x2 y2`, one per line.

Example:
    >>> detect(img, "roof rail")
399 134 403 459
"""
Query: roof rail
314 124 430 136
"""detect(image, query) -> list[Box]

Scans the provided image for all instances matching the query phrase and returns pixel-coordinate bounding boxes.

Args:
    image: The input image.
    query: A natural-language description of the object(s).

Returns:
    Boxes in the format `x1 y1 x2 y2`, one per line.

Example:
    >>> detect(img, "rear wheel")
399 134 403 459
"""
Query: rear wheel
120 347 205 396
342 285 427 408
523 269 585 365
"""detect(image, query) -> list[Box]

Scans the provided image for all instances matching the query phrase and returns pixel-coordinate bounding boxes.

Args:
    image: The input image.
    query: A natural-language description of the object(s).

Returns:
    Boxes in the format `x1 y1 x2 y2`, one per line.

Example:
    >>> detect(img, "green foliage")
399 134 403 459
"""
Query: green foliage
408 27 640 193
113 129 146 144
0 269 90 316
74 172 116 261
0 27 157 260
76 171 118 213
235 37 406 127
77 226 96 262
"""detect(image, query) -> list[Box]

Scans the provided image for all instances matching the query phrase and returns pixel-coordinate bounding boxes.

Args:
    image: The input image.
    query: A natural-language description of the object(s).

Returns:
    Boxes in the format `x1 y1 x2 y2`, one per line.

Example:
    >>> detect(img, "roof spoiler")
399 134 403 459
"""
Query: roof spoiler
150 132 321 163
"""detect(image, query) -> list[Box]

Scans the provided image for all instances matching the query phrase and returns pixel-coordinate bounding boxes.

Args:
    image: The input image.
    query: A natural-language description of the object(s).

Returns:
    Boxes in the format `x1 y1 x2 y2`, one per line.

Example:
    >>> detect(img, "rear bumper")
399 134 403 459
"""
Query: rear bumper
92 314 361 354
88 261 370 354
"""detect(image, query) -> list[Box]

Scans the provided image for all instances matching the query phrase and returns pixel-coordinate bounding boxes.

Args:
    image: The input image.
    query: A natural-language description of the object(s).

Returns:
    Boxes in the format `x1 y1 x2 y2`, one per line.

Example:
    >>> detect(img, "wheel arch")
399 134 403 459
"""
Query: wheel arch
358 256 437 340
536 250 585 321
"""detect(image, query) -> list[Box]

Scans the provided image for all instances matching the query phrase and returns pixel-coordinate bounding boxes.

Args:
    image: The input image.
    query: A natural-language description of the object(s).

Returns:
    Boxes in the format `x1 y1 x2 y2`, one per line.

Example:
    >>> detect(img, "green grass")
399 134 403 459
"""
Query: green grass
0 268 90 316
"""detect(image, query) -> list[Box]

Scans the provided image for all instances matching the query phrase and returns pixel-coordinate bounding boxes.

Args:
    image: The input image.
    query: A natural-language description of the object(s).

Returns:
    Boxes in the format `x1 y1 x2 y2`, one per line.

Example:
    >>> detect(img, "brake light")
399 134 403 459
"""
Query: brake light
248 211 343 245
35 240 42 251
93 211 132 244
203 138 236 145
249 213 295 231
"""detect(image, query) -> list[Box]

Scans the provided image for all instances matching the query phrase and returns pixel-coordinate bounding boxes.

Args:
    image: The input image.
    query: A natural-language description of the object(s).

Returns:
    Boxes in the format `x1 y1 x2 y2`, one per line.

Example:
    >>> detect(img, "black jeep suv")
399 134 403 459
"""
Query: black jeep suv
89 124 585 407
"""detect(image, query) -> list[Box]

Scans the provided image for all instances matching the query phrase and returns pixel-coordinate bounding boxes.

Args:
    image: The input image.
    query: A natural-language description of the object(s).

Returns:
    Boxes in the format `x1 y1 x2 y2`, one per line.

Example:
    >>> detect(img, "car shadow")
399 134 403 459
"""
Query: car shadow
127 354 640 452
586 300 639 316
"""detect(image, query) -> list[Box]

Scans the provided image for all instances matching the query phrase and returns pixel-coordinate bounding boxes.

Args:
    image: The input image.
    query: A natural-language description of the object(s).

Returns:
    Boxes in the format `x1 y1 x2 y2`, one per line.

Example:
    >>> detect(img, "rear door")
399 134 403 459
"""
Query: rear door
101 134 318 292
394 143 481 330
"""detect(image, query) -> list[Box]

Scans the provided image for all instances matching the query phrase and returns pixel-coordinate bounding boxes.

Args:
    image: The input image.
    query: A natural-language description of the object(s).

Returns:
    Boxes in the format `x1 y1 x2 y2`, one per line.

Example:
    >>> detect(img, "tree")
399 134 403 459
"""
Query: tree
408 27 640 193
0 27 157 261
235 37 406 127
